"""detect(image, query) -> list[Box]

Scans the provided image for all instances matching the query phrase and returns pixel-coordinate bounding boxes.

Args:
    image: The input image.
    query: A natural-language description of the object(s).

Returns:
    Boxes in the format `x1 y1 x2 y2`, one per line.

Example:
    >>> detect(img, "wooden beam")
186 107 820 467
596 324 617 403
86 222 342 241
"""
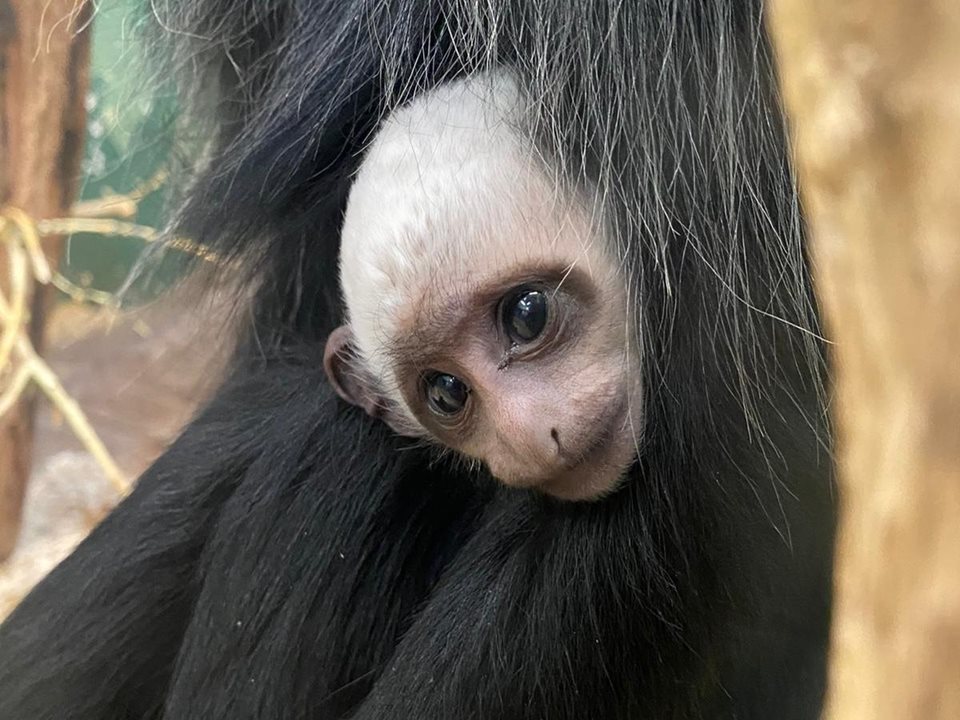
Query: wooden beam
768 1 960 717
0 1 91 560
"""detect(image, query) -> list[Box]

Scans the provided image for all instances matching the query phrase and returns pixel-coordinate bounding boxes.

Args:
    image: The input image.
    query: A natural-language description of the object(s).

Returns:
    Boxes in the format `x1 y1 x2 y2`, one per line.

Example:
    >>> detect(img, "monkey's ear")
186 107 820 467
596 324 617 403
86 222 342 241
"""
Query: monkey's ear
323 326 384 419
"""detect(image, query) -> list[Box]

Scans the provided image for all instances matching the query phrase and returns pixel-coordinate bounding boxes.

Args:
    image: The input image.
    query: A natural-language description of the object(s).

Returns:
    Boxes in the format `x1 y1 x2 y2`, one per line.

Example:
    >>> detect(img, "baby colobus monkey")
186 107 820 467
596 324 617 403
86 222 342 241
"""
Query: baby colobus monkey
324 71 642 501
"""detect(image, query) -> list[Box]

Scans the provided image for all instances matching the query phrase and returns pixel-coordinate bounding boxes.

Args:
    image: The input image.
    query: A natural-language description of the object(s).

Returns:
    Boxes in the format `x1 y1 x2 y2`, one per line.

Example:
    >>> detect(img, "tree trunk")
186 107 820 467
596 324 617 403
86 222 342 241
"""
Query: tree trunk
0 1 91 560
768 1 960 718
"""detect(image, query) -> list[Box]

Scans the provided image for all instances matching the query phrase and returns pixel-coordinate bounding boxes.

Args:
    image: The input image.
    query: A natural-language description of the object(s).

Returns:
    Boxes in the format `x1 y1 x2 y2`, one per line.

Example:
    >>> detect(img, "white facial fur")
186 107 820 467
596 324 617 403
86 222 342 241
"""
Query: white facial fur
340 72 528 415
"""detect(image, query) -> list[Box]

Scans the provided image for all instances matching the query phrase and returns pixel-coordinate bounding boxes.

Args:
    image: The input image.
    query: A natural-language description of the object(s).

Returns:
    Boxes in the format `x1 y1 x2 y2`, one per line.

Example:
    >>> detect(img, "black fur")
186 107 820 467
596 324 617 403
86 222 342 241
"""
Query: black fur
0 1 834 718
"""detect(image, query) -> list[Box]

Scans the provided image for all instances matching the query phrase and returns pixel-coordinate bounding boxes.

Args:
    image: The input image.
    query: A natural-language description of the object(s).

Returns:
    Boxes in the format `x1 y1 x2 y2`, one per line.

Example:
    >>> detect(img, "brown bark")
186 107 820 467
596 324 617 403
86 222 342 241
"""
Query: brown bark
767 1 960 718
0 1 91 560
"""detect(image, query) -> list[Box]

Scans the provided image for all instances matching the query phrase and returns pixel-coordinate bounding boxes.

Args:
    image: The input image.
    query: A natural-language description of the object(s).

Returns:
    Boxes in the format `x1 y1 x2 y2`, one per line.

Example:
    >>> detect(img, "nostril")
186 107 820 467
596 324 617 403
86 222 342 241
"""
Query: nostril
550 428 561 451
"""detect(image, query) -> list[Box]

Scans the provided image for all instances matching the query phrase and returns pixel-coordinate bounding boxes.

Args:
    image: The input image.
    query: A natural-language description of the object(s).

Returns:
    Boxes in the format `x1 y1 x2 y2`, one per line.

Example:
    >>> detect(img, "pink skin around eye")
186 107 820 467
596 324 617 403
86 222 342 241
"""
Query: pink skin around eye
450 335 638 501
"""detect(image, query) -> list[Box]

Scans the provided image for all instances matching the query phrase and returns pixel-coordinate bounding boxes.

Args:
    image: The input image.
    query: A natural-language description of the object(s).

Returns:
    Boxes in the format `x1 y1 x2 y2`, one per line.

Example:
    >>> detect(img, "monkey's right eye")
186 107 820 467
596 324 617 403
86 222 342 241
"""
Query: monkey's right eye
423 372 470 416
501 288 548 344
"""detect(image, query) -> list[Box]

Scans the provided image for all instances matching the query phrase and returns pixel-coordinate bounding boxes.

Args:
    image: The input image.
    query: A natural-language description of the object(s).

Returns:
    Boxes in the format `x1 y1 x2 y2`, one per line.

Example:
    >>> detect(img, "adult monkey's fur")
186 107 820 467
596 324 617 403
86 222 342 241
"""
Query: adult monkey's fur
0 1 834 718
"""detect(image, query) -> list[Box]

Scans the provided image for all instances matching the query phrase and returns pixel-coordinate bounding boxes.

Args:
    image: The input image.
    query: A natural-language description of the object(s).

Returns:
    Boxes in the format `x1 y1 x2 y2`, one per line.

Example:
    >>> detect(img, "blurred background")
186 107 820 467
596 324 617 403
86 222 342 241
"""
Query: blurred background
0 1 229 616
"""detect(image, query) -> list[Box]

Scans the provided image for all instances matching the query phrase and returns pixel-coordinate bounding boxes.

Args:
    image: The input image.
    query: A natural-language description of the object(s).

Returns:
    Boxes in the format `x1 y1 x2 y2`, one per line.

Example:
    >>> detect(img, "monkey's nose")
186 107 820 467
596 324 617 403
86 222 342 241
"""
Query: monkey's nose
538 427 572 470
550 428 561 450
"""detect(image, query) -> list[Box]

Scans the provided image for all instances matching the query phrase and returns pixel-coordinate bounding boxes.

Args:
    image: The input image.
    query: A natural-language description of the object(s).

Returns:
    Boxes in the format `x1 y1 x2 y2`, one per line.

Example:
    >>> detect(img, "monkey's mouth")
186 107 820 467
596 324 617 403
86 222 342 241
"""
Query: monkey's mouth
520 398 636 501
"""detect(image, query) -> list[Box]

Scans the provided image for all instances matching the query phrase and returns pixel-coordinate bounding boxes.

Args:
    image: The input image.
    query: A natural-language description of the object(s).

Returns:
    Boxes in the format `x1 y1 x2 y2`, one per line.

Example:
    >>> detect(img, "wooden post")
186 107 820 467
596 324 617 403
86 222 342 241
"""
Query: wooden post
0 1 91 560
768 1 960 718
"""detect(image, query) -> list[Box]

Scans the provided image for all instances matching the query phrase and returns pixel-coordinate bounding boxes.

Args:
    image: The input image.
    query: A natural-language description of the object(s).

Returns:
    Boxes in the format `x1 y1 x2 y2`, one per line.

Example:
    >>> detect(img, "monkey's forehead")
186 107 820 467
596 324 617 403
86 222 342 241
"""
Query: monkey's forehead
374 70 525 156
339 72 532 324
338 69 600 291
343 72 530 225
339 140 606 320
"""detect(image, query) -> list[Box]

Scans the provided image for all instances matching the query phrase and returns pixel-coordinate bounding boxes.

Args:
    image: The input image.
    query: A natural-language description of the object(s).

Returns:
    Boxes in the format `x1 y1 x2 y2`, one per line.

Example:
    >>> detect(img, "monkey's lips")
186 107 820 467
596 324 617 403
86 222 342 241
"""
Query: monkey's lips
510 398 636 502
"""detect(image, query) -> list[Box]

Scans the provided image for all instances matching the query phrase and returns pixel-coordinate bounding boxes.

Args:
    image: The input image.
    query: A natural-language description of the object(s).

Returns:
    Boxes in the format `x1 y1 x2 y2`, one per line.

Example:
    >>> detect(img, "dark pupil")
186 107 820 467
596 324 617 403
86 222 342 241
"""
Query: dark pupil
425 373 469 416
504 290 548 343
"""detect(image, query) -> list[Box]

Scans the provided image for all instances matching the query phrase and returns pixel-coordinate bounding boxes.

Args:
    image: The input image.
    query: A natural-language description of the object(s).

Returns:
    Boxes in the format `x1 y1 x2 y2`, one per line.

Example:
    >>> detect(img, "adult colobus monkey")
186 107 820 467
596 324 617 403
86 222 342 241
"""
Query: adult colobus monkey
0 1 834 719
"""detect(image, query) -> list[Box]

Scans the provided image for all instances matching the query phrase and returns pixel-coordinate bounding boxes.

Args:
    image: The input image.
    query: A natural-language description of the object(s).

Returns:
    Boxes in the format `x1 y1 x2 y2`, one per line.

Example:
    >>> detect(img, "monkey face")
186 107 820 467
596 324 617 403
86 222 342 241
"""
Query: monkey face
326 70 643 501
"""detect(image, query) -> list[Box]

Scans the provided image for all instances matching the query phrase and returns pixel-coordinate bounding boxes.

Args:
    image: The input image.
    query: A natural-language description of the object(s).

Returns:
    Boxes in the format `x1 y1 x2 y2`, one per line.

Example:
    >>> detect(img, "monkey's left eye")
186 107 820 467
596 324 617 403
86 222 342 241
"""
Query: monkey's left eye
502 289 548 344
423 372 470 416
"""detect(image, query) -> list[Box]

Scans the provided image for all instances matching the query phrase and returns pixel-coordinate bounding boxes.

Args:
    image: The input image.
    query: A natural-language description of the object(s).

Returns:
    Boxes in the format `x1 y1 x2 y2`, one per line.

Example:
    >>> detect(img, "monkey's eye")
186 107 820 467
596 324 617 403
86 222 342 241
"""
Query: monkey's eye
423 372 470 416
502 289 548 344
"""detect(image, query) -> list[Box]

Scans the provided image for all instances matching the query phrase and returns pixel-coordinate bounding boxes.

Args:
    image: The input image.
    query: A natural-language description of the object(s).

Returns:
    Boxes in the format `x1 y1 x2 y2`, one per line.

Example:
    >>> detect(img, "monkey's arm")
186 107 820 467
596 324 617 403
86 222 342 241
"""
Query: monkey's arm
349 492 712 720
351 452 832 720
155 381 485 720
0 365 320 720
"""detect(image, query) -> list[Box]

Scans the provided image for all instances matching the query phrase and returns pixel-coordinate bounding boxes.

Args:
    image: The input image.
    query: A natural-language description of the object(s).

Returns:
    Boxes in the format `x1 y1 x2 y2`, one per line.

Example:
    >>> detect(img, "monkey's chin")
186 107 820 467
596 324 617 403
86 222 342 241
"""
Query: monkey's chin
501 438 636 502
536 450 634 501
